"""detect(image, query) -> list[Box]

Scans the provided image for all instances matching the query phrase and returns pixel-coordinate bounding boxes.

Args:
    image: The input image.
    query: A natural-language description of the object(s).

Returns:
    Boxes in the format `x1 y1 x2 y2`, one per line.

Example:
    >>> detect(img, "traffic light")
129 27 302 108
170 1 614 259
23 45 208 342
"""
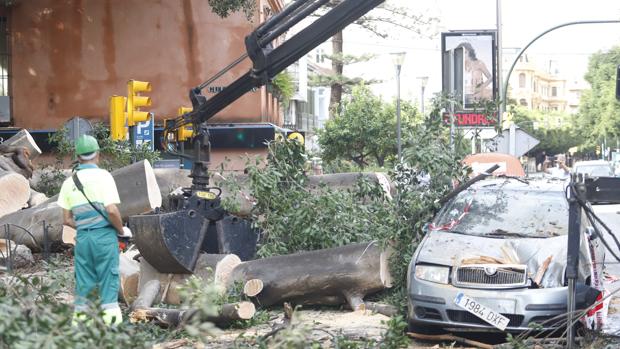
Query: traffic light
176 107 193 142
596 145 601 156
109 95 127 140
127 80 152 127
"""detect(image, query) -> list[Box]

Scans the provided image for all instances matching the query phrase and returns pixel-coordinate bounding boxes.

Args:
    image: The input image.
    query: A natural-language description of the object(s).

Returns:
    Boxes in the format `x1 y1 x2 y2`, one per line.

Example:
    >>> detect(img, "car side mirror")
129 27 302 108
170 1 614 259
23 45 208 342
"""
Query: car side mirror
585 226 598 239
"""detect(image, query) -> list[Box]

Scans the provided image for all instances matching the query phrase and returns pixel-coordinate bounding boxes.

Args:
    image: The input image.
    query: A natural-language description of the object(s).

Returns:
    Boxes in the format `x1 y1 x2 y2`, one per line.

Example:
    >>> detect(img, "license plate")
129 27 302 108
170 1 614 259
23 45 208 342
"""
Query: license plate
454 292 511 331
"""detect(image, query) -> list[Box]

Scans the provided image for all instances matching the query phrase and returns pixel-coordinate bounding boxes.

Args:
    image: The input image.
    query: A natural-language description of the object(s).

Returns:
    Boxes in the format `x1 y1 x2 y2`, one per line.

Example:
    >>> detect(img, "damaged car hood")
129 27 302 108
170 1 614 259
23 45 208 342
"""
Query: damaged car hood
416 231 592 288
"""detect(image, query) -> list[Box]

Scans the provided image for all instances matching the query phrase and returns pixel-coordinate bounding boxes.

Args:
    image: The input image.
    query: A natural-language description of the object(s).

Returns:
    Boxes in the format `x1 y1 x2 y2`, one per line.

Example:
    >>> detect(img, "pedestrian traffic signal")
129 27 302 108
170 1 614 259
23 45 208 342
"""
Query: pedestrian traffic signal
109 95 127 141
127 80 152 127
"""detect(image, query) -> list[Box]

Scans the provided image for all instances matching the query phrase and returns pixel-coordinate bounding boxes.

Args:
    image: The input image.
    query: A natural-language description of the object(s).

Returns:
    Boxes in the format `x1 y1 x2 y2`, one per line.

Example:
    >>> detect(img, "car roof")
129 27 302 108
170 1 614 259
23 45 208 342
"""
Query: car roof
468 177 565 193
574 160 611 166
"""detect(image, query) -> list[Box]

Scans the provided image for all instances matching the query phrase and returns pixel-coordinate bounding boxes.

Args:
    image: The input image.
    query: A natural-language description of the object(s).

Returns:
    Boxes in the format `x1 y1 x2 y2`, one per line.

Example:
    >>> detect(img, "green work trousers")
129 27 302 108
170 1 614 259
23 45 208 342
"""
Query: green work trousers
74 227 119 311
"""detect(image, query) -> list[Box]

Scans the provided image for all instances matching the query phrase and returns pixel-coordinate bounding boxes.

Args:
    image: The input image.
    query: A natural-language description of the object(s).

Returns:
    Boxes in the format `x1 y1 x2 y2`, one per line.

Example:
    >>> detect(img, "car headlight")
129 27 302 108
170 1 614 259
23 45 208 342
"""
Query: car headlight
415 265 450 284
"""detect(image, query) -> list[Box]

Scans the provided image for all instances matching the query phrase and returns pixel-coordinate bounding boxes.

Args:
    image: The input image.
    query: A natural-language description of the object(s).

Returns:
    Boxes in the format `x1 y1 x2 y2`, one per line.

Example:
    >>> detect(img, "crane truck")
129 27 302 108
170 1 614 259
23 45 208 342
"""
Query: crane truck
129 0 385 274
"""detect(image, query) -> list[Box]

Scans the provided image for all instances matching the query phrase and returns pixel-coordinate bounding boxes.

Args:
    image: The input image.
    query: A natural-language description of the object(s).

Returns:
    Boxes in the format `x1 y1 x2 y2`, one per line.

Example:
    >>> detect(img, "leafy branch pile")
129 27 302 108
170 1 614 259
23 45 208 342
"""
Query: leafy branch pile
0 257 170 349
240 101 467 311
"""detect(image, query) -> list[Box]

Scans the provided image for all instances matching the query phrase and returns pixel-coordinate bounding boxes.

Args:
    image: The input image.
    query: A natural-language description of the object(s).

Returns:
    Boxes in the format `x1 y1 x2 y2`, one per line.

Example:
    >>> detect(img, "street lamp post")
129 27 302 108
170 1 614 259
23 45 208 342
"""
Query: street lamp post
417 76 429 115
391 52 406 162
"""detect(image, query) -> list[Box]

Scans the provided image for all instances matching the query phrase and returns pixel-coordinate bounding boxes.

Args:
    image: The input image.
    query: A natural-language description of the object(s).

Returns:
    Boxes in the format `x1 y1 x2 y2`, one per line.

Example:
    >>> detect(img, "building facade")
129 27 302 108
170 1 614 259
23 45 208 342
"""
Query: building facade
508 54 589 116
1 0 283 130
283 46 332 151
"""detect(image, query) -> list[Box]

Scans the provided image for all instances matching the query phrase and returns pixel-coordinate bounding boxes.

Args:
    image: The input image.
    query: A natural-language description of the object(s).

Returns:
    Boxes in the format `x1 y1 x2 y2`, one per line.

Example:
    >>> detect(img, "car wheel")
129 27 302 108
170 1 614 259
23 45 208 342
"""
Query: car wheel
407 322 444 335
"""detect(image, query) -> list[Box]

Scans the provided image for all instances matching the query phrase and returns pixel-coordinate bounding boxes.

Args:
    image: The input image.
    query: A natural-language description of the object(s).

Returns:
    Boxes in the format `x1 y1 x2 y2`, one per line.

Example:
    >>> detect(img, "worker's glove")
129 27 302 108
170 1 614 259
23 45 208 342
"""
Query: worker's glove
118 226 133 238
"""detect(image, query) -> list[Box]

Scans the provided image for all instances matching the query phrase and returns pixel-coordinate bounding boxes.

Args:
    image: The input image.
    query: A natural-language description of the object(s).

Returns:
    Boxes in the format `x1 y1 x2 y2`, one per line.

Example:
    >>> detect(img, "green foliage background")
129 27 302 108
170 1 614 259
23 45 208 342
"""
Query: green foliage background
575 46 620 149
318 85 421 169
508 105 580 155
241 93 468 310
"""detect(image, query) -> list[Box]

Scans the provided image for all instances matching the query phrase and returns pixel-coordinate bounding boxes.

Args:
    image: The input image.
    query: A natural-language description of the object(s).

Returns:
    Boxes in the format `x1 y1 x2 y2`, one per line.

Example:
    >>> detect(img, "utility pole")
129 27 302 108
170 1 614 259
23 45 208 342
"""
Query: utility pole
496 0 506 152
391 52 406 162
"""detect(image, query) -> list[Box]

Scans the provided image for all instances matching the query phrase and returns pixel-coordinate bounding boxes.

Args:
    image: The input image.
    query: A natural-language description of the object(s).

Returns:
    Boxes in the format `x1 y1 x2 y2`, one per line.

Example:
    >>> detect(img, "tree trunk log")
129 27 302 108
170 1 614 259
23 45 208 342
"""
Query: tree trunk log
152 168 192 210
119 248 141 305
208 172 394 217
112 160 162 220
0 129 42 160
0 172 30 218
131 279 161 310
135 253 242 305
130 302 255 328
0 160 162 251
330 30 344 113
228 242 393 310
28 189 48 208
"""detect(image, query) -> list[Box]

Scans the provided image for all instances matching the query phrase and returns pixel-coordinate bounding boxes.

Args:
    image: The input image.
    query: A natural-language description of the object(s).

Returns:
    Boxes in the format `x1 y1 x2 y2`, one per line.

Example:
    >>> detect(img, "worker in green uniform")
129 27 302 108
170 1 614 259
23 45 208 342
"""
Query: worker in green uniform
58 135 125 326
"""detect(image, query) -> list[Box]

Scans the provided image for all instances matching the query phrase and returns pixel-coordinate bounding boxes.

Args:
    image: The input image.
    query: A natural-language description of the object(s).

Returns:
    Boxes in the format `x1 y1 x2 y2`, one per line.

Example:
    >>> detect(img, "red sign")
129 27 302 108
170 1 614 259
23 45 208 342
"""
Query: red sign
443 112 497 127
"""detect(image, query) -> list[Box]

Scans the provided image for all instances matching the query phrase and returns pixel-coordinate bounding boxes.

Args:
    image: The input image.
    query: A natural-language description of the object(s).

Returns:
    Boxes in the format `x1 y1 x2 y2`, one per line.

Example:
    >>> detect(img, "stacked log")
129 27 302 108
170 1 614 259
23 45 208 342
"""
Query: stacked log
0 130 42 219
130 241 394 328
0 160 162 251
0 172 30 218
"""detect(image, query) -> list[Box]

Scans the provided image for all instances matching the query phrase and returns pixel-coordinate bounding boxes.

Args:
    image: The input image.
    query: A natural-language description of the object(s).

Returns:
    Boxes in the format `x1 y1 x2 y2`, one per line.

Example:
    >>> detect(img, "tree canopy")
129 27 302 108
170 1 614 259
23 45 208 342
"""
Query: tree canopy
317 84 420 169
509 106 580 155
575 46 620 148
206 0 255 19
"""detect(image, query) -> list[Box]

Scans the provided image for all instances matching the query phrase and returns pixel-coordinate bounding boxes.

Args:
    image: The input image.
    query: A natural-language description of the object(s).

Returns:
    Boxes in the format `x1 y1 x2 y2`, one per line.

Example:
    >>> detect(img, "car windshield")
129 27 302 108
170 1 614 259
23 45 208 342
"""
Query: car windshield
575 165 613 177
431 185 568 238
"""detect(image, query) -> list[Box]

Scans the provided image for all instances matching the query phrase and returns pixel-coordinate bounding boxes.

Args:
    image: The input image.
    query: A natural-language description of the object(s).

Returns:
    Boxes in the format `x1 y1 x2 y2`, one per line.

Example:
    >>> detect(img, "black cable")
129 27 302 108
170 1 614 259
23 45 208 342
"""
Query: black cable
565 182 620 265
569 182 620 258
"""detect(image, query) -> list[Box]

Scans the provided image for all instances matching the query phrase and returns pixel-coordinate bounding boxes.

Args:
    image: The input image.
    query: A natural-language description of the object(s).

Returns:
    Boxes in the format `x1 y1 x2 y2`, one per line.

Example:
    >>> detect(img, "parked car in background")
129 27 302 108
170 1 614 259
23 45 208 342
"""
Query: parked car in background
407 178 606 333
573 160 615 177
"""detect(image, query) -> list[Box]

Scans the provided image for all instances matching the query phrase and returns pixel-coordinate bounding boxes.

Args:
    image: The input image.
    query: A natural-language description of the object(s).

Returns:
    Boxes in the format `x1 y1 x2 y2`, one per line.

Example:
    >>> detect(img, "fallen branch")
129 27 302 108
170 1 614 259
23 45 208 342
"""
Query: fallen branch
131 279 161 311
362 302 399 317
130 302 256 327
407 332 494 349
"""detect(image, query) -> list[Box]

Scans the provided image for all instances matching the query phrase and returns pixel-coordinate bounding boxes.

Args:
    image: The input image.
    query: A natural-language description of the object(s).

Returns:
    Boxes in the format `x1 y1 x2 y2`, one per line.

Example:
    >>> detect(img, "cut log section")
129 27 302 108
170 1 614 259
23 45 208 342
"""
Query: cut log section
132 279 161 310
243 279 263 297
112 160 162 220
0 129 42 160
28 189 48 208
130 301 255 327
152 168 192 210
0 172 30 218
0 160 162 251
227 242 393 310
119 248 141 305
134 253 244 305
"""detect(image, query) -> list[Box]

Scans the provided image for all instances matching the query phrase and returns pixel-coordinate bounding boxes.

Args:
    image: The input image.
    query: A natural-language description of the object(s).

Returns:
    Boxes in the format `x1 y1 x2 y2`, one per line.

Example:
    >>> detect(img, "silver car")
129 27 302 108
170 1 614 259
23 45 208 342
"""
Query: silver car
573 160 615 177
407 178 606 333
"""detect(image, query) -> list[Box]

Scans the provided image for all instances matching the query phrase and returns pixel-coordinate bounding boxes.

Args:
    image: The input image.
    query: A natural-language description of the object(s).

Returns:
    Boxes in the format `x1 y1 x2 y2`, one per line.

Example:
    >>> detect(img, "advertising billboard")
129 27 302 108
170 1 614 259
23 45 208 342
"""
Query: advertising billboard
442 31 498 127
